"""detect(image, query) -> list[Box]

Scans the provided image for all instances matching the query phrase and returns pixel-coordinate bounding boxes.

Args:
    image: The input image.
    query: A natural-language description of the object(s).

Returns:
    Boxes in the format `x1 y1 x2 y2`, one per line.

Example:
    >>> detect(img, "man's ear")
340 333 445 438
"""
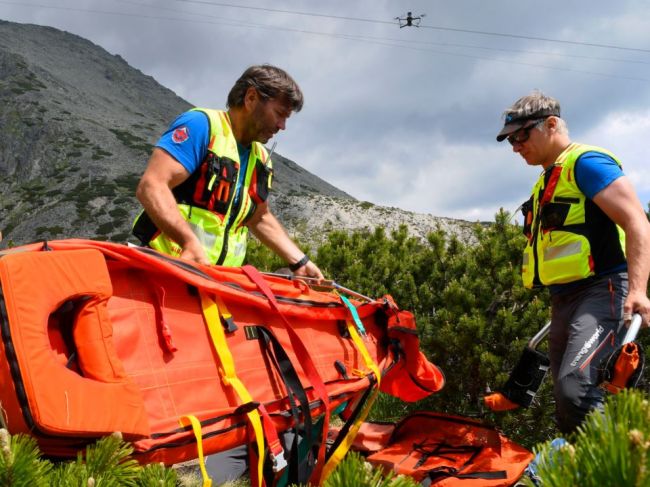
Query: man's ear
243 87 259 110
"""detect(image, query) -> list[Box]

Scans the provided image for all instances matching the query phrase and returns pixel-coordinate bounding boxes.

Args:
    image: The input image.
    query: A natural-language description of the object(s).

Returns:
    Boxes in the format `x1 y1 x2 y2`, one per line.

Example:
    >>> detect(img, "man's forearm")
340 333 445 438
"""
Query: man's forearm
248 209 304 265
625 217 650 295
136 182 197 248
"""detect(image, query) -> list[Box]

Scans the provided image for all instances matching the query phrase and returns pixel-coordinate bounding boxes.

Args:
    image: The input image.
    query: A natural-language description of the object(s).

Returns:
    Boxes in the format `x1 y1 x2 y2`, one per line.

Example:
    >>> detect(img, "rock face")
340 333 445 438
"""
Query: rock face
0 20 474 250
273 194 475 246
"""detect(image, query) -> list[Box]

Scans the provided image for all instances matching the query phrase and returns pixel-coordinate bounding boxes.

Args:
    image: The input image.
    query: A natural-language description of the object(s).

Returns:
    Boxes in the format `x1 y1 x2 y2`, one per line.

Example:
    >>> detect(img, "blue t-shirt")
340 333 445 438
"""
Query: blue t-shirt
574 151 623 199
156 110 210 174
156 110 252 211
549 150 626 294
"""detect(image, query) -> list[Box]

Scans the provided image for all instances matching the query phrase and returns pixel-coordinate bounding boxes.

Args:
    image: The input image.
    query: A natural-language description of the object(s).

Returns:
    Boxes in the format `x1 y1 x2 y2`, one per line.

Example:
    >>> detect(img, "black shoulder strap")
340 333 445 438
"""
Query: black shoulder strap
256 326 316 485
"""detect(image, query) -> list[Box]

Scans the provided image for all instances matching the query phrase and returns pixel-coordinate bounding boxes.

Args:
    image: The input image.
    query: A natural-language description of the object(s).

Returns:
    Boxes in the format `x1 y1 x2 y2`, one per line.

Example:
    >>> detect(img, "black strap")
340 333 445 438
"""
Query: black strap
257 328 304 483
413 442 480 468
404 439 509 483
257 326 316 484
427 466 507 481
324 372 377 463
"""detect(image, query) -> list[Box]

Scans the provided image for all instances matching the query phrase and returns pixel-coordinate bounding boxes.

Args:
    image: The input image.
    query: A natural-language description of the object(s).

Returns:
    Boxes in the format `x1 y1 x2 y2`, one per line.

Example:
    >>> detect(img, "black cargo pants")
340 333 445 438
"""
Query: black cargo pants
549 272 628 434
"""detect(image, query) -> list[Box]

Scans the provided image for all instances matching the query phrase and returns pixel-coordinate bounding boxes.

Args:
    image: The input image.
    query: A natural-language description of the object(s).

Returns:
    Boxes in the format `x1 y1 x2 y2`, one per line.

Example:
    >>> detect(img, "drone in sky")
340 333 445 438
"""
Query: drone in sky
395 11 426 28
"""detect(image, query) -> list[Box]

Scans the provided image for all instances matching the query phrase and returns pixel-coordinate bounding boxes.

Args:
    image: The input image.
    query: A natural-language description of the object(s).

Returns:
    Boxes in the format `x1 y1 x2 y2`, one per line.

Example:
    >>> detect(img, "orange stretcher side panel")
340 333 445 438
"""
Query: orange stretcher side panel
0 249 150 439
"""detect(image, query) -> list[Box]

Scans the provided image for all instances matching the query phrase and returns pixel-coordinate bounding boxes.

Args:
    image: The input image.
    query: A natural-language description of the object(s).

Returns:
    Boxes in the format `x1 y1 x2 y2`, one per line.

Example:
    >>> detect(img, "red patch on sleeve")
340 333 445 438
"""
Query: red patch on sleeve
171 126 189 143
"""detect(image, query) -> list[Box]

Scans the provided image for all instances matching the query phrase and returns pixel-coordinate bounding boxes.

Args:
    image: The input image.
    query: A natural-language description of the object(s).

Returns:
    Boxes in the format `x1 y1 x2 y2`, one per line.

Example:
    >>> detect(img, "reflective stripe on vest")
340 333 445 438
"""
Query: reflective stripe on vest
147 204 248 266
543 241 582 262
522 143 626 288
134 109 271 266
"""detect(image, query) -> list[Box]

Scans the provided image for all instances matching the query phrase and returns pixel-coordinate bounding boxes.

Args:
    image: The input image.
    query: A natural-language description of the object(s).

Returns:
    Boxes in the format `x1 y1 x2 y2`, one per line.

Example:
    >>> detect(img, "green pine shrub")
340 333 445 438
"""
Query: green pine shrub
324 451 419 487
0 430 177 486
0 429 52 487
523 389 650 487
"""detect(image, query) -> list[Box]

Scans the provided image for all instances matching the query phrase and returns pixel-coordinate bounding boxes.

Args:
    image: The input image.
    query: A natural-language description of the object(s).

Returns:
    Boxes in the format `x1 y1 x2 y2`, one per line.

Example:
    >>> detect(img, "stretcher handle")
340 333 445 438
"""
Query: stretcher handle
527 313 642 350
622 313 643 345
528 321 551 350
261 272 375 303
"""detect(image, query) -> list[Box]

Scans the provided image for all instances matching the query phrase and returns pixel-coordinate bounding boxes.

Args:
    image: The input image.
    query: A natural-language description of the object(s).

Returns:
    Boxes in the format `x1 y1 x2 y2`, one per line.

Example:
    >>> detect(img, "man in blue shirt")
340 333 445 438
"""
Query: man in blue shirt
133 65 326 483
133 64 323 279
497 91 650 433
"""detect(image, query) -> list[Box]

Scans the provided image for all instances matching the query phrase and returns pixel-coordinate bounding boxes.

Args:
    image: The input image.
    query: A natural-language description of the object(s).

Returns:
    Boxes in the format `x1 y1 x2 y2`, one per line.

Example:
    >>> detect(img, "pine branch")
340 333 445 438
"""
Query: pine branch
324 451 419 487
0 428 52 487
532 390 650 486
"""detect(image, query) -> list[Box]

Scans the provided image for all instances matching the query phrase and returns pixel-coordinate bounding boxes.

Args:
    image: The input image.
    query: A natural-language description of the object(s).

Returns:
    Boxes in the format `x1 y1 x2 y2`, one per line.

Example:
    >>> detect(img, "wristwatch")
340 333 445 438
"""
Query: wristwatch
289 255 310 272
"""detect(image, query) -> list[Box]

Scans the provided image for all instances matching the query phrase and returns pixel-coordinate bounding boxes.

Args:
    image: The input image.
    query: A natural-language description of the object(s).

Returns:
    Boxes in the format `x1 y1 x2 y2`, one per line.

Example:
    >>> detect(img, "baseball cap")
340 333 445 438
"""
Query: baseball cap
496 107 560 142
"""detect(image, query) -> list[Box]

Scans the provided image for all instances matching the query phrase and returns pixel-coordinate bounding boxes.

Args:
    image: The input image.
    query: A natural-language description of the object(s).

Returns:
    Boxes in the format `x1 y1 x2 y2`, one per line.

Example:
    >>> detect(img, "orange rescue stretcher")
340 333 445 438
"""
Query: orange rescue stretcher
0 239 445 486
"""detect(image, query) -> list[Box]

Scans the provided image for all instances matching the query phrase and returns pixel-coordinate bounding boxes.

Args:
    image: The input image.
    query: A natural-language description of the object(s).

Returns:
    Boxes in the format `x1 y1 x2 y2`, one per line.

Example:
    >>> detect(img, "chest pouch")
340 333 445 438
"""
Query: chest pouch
250 159 273 205
521 196 534 241
194 153 237 214
540 202 571 231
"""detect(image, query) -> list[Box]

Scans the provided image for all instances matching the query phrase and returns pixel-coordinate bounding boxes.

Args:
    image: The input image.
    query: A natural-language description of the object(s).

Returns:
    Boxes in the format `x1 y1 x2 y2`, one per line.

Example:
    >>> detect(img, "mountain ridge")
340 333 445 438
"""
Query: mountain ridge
0 19 474 249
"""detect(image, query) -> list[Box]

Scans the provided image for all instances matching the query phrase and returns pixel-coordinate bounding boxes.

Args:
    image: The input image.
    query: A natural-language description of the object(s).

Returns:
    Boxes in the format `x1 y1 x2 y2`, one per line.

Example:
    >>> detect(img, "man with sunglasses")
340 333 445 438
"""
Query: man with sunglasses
496 91 650 434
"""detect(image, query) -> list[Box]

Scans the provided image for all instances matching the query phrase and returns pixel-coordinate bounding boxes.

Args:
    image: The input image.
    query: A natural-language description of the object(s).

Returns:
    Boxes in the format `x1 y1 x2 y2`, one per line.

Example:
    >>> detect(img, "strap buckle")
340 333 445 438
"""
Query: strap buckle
222 315 238 333
270 450 288 472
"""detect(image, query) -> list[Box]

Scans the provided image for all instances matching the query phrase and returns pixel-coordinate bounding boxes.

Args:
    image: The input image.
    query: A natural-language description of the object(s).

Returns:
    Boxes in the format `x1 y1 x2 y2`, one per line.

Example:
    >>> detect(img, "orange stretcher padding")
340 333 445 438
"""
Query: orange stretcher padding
0 239 444 466
0 249 150 441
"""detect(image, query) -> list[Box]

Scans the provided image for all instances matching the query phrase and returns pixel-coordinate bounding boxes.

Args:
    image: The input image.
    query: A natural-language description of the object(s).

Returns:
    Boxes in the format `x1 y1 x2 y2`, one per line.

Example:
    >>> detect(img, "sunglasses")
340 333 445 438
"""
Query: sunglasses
507 119 546 146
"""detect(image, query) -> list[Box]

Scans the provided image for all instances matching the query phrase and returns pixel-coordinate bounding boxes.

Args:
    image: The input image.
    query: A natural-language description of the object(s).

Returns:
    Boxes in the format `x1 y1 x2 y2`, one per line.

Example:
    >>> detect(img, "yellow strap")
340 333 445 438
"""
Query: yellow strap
347 320 381 387
319 321 381 481
207 173 217 191
179 415 213 487
199 292 266 487
213 294 234 325
336 294 379 383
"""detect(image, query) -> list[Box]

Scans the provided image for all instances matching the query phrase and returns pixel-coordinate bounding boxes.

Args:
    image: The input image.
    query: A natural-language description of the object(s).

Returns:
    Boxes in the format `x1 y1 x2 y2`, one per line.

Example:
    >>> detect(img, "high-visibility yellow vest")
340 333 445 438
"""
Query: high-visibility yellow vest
521 143 626 288
132 109 272 266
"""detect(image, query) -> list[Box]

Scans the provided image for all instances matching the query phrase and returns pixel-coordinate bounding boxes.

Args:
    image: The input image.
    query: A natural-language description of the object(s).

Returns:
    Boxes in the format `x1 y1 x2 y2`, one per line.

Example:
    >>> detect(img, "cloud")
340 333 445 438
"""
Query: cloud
581 109 650 205
2 0 650 217
313 129 534 221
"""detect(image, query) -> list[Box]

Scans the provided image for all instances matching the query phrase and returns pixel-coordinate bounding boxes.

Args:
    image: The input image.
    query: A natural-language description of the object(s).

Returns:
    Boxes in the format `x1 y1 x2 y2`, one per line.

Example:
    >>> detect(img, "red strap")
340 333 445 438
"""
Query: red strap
258 403 284 459
155 287 178 353
241 265 332 482
144 277 178 354
246 404 285 485
540 165 563 207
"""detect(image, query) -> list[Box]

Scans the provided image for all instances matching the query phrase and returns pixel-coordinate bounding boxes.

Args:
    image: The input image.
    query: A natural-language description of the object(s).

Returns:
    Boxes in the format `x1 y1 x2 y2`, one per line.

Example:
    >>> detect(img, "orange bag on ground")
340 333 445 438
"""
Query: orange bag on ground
351 412 533 486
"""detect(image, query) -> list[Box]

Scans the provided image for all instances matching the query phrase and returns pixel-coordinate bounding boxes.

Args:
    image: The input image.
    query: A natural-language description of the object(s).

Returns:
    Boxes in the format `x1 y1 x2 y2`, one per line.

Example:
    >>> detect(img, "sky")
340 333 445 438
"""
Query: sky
2 0 650 222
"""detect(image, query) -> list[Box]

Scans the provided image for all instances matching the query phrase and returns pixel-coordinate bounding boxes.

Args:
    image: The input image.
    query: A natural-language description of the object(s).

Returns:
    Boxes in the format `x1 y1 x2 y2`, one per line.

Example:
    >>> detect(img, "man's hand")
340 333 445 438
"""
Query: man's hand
623 291 650 328
179 239 211 266
293 260 325 281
